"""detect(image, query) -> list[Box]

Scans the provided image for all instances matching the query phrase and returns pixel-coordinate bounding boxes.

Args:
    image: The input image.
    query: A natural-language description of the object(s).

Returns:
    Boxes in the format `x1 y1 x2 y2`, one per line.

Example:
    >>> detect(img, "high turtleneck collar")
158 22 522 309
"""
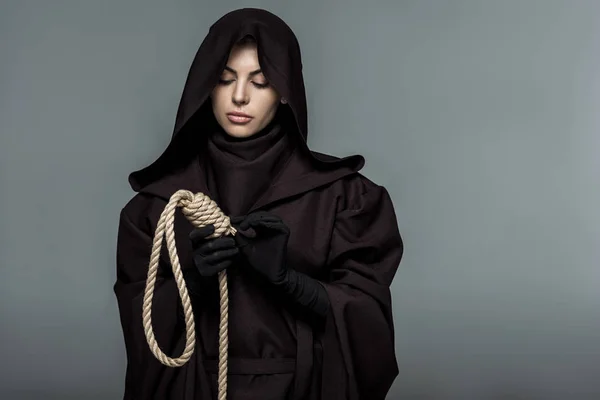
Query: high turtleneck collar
203 120 295 216
208 120 285 162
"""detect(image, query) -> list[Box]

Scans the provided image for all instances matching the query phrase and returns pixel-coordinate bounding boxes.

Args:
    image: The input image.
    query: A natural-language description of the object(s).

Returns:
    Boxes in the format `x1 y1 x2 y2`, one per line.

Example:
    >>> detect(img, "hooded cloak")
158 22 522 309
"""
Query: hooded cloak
115 7 403 400
127 8 364 194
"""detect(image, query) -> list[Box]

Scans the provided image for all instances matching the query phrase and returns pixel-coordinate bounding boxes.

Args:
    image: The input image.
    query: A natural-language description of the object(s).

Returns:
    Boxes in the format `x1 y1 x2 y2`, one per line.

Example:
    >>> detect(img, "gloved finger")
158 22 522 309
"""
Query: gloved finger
200 237 236 254
199 259 233 276
189 224 215 246
202 247 239 264
233 228 256 242
197 240 237 257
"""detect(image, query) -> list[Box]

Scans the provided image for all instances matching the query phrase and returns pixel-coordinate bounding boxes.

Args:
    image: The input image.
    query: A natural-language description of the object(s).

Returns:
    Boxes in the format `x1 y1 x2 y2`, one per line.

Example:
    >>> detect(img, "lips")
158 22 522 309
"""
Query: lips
227 111 252 118
226 111 253 124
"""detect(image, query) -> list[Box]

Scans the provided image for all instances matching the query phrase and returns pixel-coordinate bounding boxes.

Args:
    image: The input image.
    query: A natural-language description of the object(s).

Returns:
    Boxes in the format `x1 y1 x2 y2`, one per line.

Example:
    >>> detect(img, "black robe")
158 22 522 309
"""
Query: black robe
114 7 404 400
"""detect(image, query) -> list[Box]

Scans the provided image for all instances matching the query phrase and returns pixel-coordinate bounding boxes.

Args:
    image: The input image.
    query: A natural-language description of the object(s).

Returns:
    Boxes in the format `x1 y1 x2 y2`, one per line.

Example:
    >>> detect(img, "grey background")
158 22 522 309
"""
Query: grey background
1 0 599 399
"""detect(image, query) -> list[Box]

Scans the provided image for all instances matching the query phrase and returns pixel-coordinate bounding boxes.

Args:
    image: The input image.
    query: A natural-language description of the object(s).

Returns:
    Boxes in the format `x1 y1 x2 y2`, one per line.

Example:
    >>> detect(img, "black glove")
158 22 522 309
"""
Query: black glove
189 224 239 276
231 211 289 284
178 224 239 321
233 211 330 317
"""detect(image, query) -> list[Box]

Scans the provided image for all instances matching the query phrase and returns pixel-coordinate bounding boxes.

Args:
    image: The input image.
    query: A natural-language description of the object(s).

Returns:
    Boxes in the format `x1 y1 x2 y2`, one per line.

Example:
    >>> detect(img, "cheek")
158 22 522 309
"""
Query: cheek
257 93 280 115
211 89 227 110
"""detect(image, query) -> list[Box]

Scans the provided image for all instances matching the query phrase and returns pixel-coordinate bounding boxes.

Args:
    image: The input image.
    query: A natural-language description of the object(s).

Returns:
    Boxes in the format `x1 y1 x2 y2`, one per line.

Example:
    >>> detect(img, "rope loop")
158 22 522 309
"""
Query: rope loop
142 190 235 399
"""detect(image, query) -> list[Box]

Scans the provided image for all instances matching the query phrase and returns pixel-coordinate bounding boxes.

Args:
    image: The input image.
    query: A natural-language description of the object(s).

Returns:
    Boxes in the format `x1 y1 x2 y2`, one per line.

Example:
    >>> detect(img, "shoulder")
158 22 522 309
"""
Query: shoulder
329 171 394 215
119 191 165 234
307 150 386 210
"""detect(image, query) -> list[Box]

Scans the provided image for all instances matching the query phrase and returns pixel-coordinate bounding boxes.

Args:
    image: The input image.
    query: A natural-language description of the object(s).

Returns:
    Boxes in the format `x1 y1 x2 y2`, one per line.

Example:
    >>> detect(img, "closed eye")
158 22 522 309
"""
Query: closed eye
218 79 270 89
252 81 269 89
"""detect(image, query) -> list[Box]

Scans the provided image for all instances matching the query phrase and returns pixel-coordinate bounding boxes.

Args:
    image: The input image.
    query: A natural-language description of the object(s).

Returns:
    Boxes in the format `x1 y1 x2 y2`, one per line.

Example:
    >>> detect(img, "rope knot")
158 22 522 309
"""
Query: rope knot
177 190 236 237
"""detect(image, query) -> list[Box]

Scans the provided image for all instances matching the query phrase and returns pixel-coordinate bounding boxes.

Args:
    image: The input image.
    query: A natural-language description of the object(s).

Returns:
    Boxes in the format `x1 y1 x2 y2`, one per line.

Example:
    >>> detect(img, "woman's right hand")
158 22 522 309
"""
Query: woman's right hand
189 224 239 276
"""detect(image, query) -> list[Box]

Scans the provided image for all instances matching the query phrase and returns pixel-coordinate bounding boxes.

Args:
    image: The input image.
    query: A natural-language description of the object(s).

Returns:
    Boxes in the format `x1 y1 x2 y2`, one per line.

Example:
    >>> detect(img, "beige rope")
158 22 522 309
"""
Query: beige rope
142 189 236 400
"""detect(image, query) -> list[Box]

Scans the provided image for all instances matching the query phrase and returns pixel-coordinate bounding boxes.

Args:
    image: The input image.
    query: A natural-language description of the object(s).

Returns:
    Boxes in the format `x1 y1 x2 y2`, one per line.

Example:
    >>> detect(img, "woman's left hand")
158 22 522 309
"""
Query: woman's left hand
231 211 290 285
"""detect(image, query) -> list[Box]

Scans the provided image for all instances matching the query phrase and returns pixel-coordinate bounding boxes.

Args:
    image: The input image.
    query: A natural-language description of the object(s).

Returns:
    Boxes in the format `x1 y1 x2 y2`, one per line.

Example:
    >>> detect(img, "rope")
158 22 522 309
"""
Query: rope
142 189 236 400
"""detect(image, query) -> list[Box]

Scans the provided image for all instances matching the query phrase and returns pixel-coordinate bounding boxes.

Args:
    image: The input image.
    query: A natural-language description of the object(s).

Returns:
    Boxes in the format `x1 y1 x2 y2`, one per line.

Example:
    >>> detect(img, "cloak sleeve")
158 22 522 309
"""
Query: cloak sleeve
319 181 403 400
113 205 208 400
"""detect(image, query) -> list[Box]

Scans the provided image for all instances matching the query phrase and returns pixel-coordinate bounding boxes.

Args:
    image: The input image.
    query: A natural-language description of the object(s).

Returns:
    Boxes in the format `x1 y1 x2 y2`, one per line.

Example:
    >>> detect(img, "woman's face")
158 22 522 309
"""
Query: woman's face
210 41 282 139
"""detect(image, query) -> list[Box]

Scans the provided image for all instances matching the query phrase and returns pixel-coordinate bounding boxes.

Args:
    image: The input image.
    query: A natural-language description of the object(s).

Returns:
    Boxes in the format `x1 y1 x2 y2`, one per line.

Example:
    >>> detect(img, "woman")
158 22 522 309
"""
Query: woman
114 7 403 400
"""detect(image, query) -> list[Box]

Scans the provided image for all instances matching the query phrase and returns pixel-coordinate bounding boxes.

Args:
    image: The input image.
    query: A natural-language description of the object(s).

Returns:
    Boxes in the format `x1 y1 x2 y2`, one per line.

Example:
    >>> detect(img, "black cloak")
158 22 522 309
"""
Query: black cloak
114 7 403 400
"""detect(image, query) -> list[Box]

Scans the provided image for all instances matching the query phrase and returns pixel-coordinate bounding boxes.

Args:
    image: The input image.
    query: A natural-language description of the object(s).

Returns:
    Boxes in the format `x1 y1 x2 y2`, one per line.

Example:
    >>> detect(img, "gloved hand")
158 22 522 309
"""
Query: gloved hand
189 224 239 277
179 224 239 321
231 211 289 285
233 211 330 317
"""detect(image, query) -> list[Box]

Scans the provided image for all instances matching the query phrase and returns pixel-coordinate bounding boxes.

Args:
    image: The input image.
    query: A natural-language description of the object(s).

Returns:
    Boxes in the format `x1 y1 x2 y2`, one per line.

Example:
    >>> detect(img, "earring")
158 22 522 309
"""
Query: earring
281 98 287 104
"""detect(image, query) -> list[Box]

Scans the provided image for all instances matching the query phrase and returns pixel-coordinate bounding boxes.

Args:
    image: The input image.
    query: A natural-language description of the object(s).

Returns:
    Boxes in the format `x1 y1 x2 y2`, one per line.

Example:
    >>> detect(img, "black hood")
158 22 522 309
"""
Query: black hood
128 7 364 193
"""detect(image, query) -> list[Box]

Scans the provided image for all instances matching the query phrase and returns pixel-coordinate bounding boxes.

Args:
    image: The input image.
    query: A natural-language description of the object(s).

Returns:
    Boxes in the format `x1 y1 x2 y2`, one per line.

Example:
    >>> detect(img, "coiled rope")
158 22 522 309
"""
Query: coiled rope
142 189 235 400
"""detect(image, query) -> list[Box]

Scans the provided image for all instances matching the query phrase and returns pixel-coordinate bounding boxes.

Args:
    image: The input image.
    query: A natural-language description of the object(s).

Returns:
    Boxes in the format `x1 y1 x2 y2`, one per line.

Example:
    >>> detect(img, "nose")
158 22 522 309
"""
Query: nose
232 82 249 106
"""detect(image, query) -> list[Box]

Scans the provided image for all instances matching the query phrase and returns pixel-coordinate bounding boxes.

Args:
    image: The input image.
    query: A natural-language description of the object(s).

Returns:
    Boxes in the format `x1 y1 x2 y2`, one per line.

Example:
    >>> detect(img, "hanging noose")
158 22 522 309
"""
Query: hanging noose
142 189 235 400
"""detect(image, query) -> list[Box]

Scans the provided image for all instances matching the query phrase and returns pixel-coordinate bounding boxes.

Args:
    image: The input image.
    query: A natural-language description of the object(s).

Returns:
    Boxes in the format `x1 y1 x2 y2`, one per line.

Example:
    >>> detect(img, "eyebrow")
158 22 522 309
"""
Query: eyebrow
224 66 263 76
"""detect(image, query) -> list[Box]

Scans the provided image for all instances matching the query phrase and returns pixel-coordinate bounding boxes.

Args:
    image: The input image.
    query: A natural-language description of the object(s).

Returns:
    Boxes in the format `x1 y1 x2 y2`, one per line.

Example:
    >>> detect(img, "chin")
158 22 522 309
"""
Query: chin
222 123 258 138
